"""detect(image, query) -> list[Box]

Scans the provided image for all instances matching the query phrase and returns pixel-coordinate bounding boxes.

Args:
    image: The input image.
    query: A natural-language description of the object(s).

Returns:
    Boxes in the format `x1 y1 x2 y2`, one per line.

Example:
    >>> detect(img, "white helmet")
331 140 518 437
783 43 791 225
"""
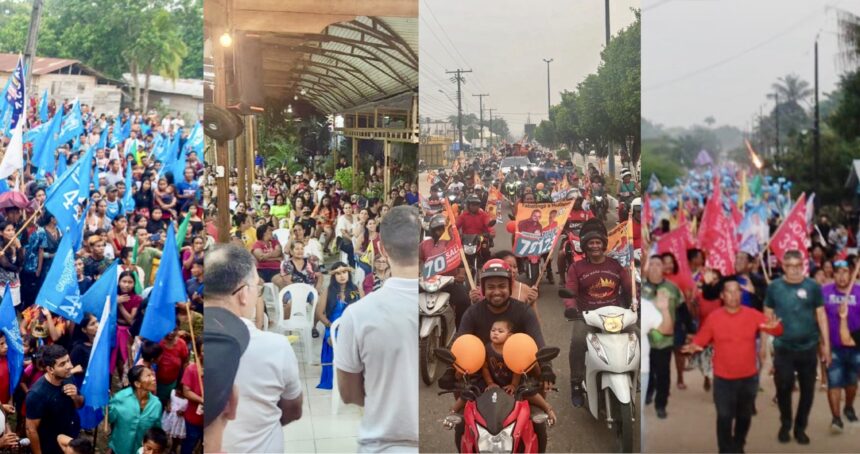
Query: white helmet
631 197 642 208
620 168 632 179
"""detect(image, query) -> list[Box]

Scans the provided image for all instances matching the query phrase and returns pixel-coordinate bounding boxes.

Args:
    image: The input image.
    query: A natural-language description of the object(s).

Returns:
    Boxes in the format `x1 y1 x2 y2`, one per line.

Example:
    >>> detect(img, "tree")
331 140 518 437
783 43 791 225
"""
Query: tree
124 9 188 112
770 74 813 106
704 116 716 127
535 119 557 149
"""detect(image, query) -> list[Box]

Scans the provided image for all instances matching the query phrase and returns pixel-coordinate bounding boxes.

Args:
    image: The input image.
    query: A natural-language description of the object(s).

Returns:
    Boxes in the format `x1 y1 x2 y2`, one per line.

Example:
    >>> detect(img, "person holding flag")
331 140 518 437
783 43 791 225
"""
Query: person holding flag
419 212 470 327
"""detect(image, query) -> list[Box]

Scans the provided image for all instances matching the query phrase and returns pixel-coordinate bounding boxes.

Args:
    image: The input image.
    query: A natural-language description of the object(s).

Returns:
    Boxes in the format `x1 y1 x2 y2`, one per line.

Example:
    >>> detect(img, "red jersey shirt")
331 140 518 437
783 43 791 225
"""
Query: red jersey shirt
157 338 189 384
693 306 776 379
182 363 203 427
456 210 492 235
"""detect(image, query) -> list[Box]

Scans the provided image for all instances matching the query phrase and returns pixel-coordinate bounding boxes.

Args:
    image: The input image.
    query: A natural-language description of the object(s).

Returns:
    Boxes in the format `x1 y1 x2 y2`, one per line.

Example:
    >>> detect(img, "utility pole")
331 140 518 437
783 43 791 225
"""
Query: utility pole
23 0 44 94
774 92 779 169
542 58 553 120
605 0 611 45
472 94 488 151
488 108 495 149
759 105 764 154
447 69 472 154
813 38 820 208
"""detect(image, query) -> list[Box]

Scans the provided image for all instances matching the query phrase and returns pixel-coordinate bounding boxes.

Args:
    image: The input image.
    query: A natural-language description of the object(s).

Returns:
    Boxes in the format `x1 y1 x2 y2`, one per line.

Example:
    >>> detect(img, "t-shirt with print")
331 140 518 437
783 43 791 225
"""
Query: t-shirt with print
764 278 823 351
334 277 419 453
821 283 860 349
485 343 514 387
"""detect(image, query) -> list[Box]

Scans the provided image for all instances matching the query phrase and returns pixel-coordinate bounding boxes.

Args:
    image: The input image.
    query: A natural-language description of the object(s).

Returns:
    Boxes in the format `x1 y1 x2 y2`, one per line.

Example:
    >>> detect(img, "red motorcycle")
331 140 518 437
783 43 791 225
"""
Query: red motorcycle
436 347 560 453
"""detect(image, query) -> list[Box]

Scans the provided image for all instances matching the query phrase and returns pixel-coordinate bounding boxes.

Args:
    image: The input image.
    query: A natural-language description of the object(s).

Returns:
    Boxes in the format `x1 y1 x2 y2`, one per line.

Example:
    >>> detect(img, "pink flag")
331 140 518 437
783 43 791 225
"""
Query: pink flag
698 179 737 276
769 193 809 270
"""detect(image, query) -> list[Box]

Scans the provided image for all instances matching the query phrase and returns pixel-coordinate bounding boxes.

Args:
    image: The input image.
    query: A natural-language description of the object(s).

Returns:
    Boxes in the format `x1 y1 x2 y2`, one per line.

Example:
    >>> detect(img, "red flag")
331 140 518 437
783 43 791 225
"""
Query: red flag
769 193 809 270
656 225 696 292
421 199 463 279
642 194 652 234
698 179 737 276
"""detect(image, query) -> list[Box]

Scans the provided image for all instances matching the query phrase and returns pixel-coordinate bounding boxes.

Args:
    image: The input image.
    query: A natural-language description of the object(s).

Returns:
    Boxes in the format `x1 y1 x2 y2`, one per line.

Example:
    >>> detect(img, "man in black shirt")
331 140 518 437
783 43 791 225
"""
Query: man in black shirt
298 207 317 238
26 344 83 454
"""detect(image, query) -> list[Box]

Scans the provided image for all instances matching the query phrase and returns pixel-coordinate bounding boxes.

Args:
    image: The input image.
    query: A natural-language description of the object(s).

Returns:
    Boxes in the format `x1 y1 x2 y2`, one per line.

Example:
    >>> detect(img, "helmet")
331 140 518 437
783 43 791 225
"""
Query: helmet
631 197 642 208
429 214 447 230
620 168 632 179
466 194 481 205
579 218 608 250
480 259 513 291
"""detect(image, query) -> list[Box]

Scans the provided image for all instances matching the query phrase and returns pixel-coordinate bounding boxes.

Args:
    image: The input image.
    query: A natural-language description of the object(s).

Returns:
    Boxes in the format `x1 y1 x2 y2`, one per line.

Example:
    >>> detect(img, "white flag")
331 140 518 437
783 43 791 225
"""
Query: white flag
0 121 24 179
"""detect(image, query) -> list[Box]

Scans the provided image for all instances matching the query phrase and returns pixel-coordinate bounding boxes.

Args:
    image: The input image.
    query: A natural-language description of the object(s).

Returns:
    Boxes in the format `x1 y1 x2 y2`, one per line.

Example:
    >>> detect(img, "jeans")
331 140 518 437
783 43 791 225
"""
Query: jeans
773 347 817 432
713 375 758 453
339 238 356 268
182 422 203 454
647 347 673 410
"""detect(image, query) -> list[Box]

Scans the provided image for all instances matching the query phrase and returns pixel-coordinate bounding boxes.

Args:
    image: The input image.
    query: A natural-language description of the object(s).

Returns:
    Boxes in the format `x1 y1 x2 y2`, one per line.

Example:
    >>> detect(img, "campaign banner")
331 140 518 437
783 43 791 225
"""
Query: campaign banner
606 221 634 268
769 193 809 270
487 187 503 223
421 199 463 279
513 201 572 257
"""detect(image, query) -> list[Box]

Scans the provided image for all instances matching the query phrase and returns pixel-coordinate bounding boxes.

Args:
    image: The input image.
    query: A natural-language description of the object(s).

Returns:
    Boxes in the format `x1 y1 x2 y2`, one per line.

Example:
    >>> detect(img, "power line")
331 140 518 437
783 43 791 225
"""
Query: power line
645 6 827 92
421 0 490 95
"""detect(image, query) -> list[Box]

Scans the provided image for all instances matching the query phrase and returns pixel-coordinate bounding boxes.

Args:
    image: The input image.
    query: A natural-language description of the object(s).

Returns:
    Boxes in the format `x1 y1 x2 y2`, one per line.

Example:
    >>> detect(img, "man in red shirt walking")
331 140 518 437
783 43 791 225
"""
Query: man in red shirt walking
683 276 783 454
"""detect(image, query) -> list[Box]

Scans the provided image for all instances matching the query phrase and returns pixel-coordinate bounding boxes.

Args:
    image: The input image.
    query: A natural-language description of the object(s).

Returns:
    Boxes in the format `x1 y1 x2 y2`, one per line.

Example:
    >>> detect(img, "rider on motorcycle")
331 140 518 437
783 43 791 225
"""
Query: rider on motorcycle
419 214 471 327
563 218 634 407
457 195 495 240
618 168 636 206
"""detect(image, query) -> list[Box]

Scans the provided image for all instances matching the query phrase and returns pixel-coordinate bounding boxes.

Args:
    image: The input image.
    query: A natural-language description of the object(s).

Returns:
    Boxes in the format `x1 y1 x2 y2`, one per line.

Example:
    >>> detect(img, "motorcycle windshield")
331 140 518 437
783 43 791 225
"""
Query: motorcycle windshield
475 388 516 435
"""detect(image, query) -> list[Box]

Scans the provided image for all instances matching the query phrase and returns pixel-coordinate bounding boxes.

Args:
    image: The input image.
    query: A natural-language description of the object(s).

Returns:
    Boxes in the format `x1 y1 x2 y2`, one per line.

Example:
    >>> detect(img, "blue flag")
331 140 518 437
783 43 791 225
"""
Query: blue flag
120 117 131 142
57 100 84 145
56 150 67 177
109 118 122 148
139 223 185 342
0 284 23 399
45 159 83 232
34 227 84 323
81 260 118 320
1 56 24 136
96 126 108 151
38 89 49 123
122 161 135 214
171 144 188 180
79 293 113 429
33 107 64 173
77 144 95 201
184 121 203 156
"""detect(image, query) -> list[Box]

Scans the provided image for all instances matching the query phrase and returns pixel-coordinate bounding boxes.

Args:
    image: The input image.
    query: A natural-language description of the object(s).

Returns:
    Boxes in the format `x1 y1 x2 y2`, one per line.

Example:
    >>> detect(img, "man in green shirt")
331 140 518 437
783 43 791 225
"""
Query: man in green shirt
642 254 684 419
764 250 830 445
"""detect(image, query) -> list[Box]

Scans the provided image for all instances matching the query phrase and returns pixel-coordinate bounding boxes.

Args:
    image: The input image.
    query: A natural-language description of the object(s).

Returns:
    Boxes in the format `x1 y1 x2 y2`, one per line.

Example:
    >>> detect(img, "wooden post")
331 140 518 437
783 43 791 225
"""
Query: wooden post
384 139 391 202
351 137 358 193
214 25 231 244
236 118 247 205
247 115 256 193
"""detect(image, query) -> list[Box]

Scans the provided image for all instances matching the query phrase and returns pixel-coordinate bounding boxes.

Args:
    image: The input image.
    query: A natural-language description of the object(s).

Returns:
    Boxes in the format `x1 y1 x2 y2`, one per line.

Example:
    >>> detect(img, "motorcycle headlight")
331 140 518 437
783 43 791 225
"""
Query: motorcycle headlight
476 422 515 453
464 245 477 255
601 314 624 333
422 280 440 293
627 332 638 365
587 333 610 365
448 195 457 201
595 195 604 202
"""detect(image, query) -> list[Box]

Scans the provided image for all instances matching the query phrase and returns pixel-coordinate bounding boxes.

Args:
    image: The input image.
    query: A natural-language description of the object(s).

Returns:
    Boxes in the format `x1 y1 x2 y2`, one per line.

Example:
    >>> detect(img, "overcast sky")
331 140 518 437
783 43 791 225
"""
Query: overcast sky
419 0 639 137
643 0 860 130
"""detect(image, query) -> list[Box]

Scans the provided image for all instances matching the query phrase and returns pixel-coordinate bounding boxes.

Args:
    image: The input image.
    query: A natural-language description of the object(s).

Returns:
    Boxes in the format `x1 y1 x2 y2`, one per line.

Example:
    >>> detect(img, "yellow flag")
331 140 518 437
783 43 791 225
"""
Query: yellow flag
737 170 750 211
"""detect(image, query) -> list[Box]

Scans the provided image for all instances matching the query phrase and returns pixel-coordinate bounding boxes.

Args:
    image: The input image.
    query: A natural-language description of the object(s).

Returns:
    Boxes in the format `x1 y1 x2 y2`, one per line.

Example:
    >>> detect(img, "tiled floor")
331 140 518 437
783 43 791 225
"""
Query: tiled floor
283 327 363 453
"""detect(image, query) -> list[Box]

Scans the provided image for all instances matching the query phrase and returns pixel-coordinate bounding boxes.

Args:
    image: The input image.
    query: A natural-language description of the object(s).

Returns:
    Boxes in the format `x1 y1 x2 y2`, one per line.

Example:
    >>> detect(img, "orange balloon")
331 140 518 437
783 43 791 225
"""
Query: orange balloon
450 334 486 374
503 333 538 374
506 220 516 234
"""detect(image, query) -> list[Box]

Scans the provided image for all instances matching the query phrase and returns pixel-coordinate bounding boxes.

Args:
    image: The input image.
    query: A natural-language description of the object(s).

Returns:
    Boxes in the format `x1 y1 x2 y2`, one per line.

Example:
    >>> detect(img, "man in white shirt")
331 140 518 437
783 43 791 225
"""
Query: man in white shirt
335 205 419 452
205 244 303 453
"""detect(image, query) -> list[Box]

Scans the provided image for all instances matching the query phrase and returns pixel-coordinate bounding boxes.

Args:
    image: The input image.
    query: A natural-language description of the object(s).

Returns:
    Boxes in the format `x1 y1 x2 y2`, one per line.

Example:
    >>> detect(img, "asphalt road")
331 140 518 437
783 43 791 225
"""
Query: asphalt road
643 355 860 453
418 196 641 453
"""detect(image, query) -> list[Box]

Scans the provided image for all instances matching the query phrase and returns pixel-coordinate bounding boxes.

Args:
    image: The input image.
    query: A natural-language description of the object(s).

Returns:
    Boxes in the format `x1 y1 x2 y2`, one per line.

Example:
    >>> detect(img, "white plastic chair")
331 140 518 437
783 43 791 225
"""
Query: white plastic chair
272 228 291 250
352 266 366 290
330 317 343 415
261 283 279 331
277 283 319 365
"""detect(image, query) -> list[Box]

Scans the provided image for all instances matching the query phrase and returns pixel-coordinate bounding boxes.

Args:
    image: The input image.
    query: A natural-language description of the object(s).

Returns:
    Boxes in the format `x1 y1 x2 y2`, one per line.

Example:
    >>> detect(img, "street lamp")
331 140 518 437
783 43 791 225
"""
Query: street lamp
542 58 553 120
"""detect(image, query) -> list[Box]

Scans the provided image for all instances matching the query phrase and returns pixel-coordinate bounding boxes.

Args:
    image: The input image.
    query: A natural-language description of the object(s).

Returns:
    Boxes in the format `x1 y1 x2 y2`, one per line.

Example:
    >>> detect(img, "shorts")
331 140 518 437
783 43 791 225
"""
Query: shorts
0 283 21 307
826 347 860 389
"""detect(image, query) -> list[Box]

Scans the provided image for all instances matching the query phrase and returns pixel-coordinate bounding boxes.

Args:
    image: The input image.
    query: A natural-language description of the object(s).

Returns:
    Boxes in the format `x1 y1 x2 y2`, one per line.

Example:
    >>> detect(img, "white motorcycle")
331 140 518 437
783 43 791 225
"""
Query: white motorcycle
560 289 639 453
419 275 457 385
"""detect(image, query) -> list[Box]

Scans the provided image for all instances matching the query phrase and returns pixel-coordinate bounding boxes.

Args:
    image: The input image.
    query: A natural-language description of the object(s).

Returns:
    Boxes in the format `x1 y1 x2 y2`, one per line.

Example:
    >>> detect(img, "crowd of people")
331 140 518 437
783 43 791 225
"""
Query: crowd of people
0 86 204 454
640 164 860 452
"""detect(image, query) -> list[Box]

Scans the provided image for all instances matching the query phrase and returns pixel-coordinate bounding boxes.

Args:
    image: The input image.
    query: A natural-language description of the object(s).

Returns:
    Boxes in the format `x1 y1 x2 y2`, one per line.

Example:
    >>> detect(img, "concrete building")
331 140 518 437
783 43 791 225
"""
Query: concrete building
122 74 204 122
0 53 124 115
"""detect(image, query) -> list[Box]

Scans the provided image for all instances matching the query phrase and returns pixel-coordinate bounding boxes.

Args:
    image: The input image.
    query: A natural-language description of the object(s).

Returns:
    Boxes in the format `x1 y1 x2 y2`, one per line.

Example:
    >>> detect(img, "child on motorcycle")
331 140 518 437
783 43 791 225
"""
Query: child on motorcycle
446 318 558 427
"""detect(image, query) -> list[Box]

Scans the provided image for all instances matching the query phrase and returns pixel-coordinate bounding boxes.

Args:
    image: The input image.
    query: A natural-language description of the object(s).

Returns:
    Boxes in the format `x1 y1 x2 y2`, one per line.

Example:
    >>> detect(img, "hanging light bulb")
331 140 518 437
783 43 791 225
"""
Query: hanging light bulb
293 95 298 101
219 32 233 47
300 88 307 96
287 104 293 114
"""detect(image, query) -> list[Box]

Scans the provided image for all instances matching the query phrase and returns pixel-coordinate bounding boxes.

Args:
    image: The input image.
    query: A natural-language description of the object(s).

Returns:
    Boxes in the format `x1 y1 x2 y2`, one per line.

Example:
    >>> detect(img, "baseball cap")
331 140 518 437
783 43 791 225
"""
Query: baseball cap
833 260 850 269
203 307 250 428
106 184 118 192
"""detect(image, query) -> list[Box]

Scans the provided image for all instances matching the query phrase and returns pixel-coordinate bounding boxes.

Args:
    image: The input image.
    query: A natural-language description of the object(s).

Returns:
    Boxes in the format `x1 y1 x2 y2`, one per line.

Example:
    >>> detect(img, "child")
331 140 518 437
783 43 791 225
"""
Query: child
57 435 93 454
136 341 163 373
448 319 557 426
161 388 188 454
140 427 169 454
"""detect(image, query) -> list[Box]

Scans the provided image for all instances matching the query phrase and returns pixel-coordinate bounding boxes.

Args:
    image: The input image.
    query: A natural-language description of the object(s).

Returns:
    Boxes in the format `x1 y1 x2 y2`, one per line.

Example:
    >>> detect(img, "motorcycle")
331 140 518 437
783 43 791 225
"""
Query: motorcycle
419 275 457 385
462 233 489 279
503 179 521 202
436 345 561 453
559 289 639 453
591 193 608 222
558 231 585 285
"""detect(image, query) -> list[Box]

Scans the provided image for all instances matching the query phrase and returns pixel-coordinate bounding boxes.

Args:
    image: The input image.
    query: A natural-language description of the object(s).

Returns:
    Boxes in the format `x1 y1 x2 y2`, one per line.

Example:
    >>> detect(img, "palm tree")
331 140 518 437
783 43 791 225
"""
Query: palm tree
770 74 813 106
124 10 188 113
837 9 860 69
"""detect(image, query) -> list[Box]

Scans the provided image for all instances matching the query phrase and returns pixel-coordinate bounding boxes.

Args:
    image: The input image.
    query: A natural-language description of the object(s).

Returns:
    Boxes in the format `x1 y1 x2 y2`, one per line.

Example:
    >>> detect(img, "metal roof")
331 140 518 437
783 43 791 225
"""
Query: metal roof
0 53 118 84
121 74 204 99
259 15 417 113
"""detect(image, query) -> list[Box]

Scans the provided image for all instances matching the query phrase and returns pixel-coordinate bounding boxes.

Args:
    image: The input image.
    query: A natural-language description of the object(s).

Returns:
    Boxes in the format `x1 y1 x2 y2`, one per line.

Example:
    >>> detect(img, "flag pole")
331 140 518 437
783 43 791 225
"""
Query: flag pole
185 303 204 397
0 204 41 255
628 210 638 309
